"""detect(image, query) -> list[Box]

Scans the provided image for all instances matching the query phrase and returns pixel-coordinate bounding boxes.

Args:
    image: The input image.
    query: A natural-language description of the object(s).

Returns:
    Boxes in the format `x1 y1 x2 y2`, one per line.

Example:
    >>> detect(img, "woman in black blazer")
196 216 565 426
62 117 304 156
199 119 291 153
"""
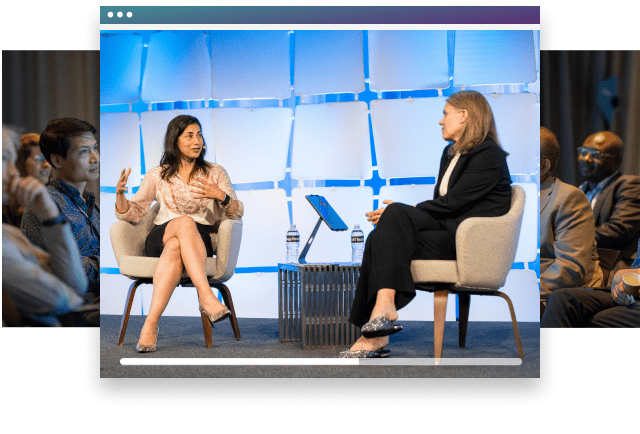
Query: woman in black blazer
340 90 512 358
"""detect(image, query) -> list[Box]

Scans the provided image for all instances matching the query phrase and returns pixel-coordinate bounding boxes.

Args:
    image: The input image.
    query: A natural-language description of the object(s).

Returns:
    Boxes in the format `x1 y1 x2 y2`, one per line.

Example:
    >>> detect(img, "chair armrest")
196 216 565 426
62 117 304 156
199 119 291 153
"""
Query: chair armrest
454 217 516 289
110 220 147 267
213 219 243 282
110 203 159 268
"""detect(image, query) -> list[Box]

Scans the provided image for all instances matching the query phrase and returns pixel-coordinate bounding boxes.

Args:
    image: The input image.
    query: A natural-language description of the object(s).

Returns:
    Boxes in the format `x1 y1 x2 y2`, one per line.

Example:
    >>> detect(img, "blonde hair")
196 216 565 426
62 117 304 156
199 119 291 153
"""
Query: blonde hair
446 90 504 156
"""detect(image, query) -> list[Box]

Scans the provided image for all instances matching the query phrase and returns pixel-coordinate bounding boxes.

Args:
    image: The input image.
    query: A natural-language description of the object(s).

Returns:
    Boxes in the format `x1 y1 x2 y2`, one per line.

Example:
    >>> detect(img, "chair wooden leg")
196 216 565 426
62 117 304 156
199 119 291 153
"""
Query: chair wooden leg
201 311 213 348
433 290 449 358
458 294 470 348
495 291 524 358
213 283 241 340
119 279 147 346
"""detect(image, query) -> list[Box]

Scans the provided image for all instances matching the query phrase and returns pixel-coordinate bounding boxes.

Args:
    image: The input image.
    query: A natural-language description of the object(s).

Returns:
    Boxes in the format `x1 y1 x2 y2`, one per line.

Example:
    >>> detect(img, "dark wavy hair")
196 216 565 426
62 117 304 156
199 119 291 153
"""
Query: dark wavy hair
159 115 211 183
39 118 96 164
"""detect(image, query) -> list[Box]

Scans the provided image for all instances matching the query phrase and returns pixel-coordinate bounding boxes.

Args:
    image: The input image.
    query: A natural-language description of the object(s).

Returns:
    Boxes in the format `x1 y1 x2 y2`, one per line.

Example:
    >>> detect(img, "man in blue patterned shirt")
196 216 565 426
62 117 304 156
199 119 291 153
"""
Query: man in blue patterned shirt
541 239 640 327
21 118 100 297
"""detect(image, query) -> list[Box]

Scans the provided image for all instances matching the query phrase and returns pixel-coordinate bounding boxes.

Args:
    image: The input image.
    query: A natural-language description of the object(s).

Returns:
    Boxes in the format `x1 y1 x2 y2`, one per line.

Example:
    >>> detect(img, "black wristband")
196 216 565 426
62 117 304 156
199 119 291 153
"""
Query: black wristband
220 193 231 207
42 214 67 227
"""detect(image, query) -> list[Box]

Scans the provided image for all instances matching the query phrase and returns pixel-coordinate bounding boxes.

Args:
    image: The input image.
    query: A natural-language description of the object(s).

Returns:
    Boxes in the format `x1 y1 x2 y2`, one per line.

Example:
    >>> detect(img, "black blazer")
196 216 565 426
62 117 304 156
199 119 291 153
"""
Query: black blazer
415 138 512 239
585 173 640 258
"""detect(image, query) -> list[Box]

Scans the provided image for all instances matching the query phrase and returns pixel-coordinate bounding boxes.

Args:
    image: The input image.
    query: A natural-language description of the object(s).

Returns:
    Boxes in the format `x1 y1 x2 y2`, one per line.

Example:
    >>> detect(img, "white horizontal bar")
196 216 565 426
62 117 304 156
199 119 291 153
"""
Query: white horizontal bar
121 358 358 365
120 357 522 366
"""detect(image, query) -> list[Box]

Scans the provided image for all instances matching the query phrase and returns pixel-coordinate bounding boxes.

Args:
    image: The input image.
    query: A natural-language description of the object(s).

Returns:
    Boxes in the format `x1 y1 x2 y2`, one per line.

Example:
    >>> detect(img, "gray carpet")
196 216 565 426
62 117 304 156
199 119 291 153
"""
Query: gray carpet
100 315 539 378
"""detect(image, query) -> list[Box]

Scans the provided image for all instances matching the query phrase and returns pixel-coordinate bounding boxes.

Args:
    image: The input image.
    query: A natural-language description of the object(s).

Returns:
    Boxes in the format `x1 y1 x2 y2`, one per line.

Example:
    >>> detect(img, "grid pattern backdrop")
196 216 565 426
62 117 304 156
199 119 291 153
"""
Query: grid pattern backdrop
100 30 541 322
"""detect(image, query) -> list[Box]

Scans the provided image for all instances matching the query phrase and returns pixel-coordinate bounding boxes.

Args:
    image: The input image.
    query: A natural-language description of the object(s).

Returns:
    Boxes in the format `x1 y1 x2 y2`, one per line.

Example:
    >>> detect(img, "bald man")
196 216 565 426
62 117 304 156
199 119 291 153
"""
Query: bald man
578 131 640 280
540 127 603 300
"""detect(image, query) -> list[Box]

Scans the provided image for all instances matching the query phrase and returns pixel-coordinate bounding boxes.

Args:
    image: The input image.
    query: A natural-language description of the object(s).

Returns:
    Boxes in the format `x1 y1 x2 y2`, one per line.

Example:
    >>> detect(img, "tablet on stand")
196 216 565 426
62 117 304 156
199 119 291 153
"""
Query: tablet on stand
298 194 349 264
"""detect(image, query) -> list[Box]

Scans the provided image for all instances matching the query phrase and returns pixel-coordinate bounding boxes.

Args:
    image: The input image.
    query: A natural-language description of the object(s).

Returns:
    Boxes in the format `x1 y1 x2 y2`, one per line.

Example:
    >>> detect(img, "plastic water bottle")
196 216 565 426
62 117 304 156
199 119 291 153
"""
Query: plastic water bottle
351 224 364 264
286 225 300 263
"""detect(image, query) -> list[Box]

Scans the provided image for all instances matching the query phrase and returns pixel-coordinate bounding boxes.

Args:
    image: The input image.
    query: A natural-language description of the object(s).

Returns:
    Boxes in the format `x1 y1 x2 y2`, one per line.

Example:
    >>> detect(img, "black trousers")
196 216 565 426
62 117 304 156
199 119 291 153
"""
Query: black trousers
541 287 640 328
349 203 455 327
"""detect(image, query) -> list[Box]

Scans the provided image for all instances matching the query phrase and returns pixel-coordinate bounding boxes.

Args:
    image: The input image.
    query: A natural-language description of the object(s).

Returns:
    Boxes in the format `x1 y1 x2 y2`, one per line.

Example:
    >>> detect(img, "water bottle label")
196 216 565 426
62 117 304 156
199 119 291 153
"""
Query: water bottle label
287 235 299 242
351 236 364 243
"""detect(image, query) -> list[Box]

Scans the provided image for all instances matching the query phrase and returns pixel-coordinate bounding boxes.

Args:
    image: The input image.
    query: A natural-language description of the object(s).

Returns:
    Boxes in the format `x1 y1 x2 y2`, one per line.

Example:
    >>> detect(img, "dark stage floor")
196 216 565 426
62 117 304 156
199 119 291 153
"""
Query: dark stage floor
100 315 540 378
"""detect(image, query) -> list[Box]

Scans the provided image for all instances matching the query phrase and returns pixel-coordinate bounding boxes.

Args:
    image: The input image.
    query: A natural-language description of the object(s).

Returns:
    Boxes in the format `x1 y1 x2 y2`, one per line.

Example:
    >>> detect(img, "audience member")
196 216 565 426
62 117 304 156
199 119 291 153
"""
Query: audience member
540 127 603 300
21 118 100 296
541 239 640 327
578 131 640 277
2 133 52 227
2 125 94 326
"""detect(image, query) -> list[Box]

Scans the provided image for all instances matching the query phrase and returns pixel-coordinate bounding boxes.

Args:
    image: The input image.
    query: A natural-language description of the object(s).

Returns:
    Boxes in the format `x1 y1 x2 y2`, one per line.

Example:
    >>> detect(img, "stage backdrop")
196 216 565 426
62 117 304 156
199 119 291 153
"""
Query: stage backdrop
100 30 541 322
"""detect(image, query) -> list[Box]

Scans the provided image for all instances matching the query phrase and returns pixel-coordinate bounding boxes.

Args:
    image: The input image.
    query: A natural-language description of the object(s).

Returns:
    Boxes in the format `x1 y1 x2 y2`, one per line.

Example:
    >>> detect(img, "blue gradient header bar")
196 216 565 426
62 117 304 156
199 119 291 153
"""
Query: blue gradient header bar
100 6 539 25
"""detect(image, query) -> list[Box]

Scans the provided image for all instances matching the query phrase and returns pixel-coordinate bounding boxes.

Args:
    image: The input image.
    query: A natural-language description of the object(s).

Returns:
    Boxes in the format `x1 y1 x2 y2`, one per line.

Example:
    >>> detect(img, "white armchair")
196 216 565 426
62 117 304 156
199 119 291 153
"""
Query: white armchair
410 185 526 358
110 202 243 347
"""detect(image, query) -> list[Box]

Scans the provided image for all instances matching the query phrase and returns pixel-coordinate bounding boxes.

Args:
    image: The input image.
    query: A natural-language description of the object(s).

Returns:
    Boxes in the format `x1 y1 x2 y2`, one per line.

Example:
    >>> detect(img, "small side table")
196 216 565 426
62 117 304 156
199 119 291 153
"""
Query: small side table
278 263 361 349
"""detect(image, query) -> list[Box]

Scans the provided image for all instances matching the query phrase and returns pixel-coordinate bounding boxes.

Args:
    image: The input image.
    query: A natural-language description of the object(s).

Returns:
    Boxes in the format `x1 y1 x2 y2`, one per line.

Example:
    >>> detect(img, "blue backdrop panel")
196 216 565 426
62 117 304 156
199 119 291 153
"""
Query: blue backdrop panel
211 107 292 183
101 274 144 316
370 97 449 179
100 112 141 187
453 30 537 86
234 189 290 268
210 30 291 101
100 32 143 104
100 29 540 320
222 273 280 319
368 30 449 92
487 92 539 176
293 30 365 96
141 31 211 102
513 182 539 264
291 101 371 180
291 187 374 264
140 108 215 176
468 270 540 322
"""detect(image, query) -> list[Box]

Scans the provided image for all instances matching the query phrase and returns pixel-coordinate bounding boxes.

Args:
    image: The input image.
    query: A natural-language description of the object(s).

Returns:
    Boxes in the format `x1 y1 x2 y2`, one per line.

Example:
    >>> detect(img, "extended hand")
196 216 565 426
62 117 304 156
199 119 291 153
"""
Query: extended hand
10 176 59 221
190 177 225 201
365 200 394 226
116 167 131 195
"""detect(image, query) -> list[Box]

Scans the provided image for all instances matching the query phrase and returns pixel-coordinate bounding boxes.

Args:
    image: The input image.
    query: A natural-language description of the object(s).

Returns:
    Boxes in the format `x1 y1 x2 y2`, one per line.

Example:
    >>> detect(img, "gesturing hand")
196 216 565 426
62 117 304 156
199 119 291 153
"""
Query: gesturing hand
365 199 394 226
190 177 225 201
116 168 131 195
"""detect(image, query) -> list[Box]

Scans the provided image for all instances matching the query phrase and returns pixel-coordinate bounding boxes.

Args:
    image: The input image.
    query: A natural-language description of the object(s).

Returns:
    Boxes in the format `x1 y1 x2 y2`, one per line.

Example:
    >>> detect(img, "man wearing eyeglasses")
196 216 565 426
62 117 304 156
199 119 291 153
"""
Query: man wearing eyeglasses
577 131 640 281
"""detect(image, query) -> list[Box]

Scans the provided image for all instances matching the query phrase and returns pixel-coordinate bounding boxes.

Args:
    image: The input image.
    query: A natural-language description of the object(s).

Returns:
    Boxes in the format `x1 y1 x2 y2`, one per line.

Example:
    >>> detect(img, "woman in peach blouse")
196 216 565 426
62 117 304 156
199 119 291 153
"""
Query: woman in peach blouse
115 115 243 352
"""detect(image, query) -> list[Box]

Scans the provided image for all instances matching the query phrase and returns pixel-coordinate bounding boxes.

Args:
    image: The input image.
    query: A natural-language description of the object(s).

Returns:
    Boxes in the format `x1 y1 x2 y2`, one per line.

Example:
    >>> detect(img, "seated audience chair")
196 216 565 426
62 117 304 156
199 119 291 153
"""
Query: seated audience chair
110 203 243 347
411 185 526 358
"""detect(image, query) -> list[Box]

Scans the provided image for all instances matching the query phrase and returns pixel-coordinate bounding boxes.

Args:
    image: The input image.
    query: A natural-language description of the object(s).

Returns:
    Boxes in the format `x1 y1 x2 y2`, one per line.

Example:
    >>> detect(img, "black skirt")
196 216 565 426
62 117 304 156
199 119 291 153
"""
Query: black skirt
144 220 215 258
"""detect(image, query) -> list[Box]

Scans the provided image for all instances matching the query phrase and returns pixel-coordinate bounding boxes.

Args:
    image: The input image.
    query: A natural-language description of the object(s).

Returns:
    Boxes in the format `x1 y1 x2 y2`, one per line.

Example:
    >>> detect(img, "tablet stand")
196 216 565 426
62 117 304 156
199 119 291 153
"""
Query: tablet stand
297 217 323 264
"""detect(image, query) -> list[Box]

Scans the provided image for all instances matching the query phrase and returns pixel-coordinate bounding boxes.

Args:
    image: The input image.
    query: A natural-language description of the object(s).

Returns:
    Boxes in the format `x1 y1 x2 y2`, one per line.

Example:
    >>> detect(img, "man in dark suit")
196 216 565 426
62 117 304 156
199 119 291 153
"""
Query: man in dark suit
578 131 640 279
